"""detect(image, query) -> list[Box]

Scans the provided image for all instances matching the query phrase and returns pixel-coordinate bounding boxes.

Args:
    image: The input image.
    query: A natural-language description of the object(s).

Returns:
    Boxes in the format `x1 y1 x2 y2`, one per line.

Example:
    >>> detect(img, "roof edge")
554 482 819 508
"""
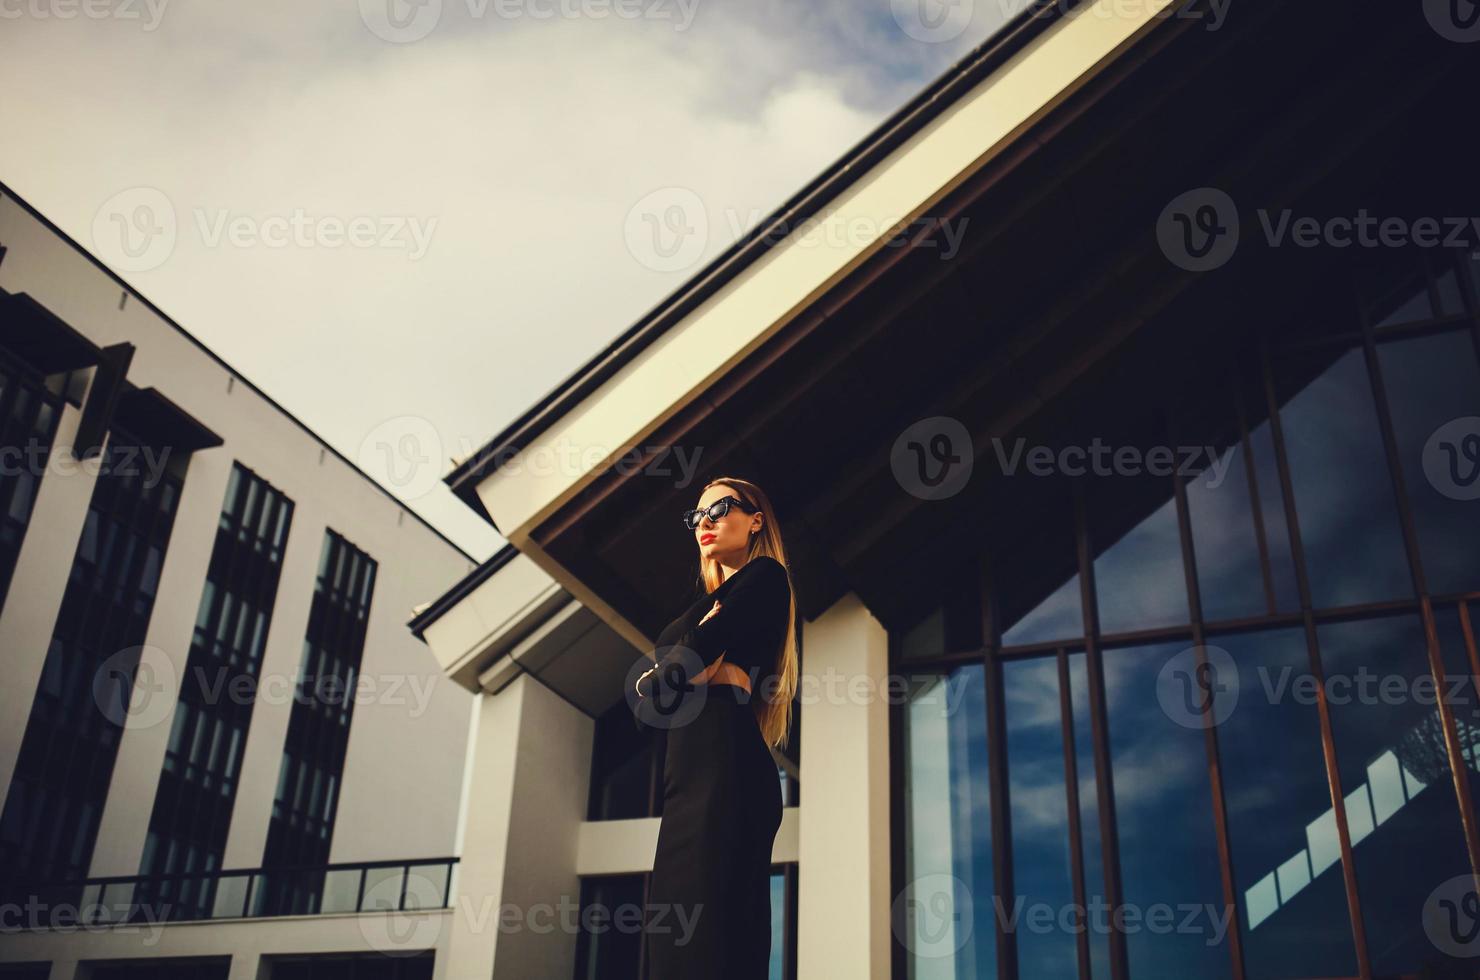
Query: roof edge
0 179 477 564
407 542 522 640
443 0 1088 519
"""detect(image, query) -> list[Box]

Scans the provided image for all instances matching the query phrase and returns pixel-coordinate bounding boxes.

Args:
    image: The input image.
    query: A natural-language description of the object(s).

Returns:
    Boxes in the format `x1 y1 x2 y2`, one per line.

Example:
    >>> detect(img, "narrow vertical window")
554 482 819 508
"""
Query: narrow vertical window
137 463 294 919
255 530 377 915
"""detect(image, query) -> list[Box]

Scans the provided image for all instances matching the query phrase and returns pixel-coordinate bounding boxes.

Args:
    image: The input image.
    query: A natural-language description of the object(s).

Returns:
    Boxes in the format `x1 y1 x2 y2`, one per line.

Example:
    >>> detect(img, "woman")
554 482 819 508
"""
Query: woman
632 477 799 980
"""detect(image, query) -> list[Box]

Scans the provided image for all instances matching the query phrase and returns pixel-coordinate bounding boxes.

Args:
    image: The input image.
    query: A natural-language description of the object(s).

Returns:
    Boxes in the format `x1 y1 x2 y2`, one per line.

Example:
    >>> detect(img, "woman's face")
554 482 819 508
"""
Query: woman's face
693 485 761 564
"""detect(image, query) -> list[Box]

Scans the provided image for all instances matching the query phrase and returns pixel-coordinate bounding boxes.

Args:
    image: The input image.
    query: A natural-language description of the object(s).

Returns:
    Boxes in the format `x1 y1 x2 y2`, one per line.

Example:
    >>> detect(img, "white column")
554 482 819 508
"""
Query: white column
227 951 262 980
435 673 593 980
88 449 234 877
0 401 100 807
797 592 892 980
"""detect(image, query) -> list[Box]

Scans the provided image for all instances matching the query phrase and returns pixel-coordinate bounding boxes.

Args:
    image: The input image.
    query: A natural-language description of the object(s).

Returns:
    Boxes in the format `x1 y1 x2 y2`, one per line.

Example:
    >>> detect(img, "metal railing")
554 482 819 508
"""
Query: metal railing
11 857 459 927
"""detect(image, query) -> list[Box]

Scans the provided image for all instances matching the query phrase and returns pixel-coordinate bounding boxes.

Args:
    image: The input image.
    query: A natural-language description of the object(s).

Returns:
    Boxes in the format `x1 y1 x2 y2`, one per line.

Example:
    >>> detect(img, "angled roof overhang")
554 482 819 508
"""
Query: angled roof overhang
420 0 1477 715
440 0 1183 629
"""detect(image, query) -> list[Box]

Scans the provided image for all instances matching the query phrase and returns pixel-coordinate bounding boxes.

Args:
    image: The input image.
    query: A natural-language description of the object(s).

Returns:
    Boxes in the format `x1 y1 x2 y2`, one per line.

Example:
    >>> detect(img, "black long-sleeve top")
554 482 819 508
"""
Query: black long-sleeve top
633 555 792 725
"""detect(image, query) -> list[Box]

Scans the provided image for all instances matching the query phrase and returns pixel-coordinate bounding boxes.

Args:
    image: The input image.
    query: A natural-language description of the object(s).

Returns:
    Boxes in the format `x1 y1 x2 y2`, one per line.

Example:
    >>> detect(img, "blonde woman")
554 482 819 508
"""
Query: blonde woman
633 477 799 979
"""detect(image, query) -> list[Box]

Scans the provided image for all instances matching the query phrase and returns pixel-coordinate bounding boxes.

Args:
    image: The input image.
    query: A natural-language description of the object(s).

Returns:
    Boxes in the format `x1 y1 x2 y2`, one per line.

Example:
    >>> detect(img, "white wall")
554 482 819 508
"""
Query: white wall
436 673 593 980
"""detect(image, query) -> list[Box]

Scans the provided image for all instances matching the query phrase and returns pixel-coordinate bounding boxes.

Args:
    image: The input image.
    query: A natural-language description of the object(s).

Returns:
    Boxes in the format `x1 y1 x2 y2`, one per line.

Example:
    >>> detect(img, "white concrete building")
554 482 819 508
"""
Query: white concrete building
0 184 477 980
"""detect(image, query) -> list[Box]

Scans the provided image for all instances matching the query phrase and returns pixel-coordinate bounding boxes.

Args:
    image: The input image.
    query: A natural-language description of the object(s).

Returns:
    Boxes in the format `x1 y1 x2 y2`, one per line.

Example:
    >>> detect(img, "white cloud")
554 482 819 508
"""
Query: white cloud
0 0 1019 558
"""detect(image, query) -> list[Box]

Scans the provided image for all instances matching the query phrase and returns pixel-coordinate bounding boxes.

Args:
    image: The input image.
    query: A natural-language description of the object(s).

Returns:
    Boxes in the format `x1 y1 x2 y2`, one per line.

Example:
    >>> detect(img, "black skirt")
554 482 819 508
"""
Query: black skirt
643 683 783 980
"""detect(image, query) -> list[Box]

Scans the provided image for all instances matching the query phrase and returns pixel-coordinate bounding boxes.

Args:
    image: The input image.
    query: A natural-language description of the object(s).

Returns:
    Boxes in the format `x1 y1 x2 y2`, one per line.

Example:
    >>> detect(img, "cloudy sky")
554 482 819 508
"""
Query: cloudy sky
0 0 1027 560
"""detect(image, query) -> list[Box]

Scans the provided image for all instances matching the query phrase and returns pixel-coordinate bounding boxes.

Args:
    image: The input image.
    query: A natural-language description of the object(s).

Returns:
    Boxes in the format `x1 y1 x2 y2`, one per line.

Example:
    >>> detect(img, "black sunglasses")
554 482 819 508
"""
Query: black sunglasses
681 494 758 531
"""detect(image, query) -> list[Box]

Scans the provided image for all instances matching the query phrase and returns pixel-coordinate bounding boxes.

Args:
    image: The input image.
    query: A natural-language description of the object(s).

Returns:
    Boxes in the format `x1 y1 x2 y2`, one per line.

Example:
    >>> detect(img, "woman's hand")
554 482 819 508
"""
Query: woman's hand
690 601 726 684
639 601 726 696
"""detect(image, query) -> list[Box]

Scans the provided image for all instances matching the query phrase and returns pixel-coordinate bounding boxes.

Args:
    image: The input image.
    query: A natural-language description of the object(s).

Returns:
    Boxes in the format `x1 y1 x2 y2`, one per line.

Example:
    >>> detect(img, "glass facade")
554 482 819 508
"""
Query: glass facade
0 423 185 901
137 463 295 918
583 691 802 976
87 960 230 980
588 694 800 820
255 529 377 915
0 347 65 614
574 867 797 980
265 953 433 980
896 249 1480 978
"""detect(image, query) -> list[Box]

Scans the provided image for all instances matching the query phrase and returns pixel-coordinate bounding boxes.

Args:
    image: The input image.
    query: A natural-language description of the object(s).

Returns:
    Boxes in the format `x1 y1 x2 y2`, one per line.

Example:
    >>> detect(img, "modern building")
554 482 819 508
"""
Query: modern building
6 0 1480 978
409 1 1480 979
0 182 478 980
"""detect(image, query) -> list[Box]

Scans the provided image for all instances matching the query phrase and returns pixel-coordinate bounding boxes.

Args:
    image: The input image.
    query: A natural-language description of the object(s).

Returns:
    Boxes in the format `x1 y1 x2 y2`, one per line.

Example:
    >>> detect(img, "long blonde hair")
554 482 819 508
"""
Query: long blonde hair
694 477 798 751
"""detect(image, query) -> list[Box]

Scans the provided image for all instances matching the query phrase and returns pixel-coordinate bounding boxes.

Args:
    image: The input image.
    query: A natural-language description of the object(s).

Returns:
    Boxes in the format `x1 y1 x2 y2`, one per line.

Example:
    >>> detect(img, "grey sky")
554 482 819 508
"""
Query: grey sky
0 0 1026 560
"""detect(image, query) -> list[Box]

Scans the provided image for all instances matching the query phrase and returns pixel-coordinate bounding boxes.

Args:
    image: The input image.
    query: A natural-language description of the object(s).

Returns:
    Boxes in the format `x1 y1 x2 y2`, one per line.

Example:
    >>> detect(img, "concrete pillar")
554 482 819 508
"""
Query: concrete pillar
435 673 592 980
0 400 100 807
797 592 892 980
227 951 263 980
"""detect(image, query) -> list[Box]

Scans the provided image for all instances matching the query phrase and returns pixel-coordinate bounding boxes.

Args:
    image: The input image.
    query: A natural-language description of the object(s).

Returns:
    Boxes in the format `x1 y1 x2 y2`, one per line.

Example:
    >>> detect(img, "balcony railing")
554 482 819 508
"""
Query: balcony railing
10 857 459 927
